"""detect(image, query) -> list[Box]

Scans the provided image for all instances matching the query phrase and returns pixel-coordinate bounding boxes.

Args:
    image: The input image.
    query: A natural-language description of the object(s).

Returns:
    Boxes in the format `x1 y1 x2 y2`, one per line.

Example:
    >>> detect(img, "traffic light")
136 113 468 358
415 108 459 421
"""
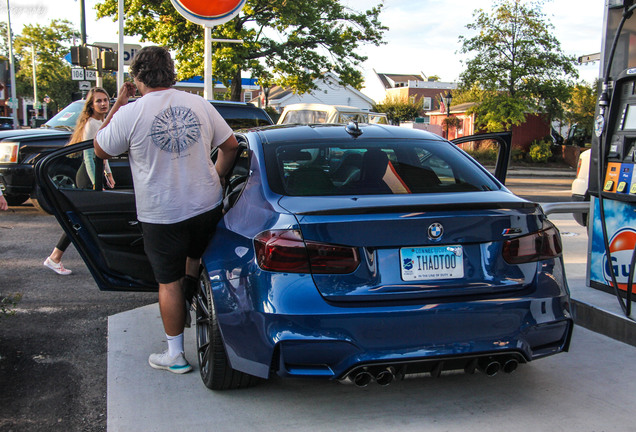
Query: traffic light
70 46 92 67
100 51 117 71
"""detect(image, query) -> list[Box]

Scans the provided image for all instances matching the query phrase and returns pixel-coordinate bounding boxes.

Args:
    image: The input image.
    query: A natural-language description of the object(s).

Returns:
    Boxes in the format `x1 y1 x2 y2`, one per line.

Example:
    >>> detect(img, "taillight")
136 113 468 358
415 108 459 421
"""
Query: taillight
254 229 359 274
502 222 562 264
0 142 19 163
576 157 583 177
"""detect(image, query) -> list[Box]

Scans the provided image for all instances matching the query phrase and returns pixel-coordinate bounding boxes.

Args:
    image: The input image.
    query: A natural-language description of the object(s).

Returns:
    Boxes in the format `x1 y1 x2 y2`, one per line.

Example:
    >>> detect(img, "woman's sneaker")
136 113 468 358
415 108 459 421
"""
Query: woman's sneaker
148 350 192 374
43 257 72 275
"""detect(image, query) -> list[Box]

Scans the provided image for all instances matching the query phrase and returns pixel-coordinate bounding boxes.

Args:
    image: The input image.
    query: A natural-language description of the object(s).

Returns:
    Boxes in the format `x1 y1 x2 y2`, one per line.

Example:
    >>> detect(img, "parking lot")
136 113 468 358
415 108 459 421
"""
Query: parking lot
2 181 636 431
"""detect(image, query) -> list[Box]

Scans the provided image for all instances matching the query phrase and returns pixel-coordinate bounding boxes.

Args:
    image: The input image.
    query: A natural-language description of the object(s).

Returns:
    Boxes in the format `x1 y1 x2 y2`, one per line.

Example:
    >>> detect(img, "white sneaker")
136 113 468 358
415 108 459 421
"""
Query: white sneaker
148 350 192 374
43 257 72 275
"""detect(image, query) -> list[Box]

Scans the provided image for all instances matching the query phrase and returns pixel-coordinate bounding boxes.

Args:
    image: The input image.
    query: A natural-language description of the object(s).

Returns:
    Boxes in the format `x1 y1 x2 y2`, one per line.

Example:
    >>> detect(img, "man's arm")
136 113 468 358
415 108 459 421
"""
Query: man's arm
214 134 240 184
94 82 137 159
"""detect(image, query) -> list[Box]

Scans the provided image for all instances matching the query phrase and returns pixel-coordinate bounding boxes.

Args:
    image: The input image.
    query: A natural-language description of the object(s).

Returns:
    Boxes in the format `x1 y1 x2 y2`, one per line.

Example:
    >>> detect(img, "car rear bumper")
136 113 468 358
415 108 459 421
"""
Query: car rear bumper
571 193 589 226
214 270 573 380
271 303 573 380
0 164 34 196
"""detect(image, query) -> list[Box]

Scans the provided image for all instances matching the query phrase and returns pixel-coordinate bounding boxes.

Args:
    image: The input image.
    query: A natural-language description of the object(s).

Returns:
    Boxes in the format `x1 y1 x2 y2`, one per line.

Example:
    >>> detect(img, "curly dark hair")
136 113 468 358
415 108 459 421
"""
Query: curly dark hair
129 46 176 88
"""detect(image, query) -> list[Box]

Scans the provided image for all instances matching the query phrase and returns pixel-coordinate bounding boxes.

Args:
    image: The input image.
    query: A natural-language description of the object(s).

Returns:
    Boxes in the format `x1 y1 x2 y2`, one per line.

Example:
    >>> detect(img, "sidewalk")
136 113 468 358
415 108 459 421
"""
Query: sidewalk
506 166 576 178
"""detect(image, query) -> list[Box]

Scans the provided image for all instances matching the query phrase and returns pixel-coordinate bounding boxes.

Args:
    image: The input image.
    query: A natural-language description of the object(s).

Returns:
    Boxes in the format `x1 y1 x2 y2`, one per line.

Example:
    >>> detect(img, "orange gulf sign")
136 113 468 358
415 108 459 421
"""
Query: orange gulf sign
170 0 246 26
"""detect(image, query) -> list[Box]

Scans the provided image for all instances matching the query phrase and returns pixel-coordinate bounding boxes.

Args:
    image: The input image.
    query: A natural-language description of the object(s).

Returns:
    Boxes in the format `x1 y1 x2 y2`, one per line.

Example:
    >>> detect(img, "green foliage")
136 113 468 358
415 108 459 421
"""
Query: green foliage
372 94 421 125
464 147 498 164
442 116 460 130
264 106 280 123
563 80 597 145
511 147 525 162
1 292 22 318
96 0 387 100
458 0 577 132
13 20 80 111
529 139 552 163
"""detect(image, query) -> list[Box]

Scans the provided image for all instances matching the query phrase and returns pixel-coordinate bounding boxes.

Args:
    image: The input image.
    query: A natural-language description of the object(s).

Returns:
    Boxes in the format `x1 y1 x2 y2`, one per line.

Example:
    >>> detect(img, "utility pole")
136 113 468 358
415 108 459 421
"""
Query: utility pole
5 0 18 128
32 45 37 119
80 0 87 44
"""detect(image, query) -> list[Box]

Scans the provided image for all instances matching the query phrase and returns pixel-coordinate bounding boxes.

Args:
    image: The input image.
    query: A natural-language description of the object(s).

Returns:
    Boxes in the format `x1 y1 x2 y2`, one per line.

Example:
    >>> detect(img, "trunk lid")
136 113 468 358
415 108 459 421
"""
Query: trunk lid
279 192 543 302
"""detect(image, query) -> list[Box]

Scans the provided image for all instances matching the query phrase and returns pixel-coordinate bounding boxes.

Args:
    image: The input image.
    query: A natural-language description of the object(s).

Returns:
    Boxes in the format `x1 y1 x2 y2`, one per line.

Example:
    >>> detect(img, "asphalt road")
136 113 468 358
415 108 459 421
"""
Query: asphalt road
505 176 574 203
0 176 576 431
0 203 155 432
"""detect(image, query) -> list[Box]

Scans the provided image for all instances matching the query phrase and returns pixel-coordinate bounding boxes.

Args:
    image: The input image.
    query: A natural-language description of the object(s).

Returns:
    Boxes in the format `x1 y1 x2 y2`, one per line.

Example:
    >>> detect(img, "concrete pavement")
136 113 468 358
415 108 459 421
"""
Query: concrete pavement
107 214 636 432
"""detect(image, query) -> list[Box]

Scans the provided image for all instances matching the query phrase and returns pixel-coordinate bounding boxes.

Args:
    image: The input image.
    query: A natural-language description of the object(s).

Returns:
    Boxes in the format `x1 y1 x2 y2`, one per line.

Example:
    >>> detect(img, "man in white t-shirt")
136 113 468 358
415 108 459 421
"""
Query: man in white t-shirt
94 46 238 374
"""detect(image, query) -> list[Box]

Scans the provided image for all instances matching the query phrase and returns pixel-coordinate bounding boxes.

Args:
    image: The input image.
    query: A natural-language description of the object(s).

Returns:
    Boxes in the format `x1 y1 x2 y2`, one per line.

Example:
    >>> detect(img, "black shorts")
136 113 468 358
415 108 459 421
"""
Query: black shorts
141 206 223 284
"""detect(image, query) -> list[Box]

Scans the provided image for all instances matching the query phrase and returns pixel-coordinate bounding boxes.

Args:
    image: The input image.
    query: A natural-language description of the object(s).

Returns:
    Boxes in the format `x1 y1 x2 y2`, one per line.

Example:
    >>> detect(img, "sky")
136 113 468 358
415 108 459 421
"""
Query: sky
0 0 606 102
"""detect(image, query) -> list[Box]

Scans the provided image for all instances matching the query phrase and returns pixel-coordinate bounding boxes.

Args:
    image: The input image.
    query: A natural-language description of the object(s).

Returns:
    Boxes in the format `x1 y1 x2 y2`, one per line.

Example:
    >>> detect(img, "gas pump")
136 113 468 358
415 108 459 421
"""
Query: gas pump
588 0 636 318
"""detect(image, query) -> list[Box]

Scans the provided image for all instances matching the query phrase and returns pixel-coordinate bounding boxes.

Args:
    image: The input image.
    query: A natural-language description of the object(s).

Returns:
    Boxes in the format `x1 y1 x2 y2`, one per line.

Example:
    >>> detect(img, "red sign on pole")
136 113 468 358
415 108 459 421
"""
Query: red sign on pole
170 0 246 26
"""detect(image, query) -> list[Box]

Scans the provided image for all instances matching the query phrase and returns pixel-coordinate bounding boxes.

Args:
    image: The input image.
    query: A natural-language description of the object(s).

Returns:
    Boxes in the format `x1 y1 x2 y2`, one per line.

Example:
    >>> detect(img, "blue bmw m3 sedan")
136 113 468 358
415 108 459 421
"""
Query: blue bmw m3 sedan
36 122 572 390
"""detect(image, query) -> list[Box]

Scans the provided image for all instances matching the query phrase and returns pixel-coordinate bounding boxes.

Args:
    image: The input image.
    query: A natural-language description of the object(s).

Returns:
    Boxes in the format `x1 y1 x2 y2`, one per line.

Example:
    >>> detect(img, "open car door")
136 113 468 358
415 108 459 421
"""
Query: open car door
35 138 250 292
35 140 156 291
451 132 512 185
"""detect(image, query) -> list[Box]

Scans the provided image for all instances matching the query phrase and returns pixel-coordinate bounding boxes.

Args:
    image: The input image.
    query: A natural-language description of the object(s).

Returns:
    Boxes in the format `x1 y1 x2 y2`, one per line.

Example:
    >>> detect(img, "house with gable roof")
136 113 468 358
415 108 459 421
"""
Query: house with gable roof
372 70 456 114
251 72 375 113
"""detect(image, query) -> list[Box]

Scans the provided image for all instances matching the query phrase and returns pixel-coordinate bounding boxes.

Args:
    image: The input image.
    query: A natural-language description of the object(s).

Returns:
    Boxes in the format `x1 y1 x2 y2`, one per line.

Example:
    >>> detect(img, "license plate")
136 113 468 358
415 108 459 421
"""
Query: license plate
400 245 464 281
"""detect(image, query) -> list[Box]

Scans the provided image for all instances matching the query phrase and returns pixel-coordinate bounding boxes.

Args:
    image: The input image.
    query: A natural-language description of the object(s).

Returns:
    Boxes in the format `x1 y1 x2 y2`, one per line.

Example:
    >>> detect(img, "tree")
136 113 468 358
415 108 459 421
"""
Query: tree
458 0 578 132
96 0 386 100
13 20 79 112
563 80 598 142
372 94 421 125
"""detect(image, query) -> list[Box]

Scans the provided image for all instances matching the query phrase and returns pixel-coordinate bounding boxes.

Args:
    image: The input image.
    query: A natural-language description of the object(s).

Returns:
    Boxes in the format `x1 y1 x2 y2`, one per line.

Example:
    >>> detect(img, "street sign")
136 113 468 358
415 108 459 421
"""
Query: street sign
71 68 84 80
79 81 91 91
85 70 97 81
170 0 246 26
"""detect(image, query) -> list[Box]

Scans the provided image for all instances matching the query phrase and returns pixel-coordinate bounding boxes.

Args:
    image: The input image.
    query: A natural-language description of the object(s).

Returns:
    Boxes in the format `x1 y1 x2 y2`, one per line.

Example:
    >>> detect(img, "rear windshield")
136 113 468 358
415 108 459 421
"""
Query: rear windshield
264 140 500 196
213 105 273 129
280 110 328 124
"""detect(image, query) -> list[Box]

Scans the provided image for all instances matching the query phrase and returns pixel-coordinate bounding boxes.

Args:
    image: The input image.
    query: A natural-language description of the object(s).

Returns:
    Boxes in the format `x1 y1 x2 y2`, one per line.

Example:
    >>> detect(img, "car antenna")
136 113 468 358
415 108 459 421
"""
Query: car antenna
345 120 363 137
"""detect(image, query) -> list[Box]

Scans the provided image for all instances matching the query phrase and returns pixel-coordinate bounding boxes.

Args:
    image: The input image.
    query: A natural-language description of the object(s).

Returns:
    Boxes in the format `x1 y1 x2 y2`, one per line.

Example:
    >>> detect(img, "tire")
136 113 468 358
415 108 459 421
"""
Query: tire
32 165 77 214
196 268 259 390
4 194 29 206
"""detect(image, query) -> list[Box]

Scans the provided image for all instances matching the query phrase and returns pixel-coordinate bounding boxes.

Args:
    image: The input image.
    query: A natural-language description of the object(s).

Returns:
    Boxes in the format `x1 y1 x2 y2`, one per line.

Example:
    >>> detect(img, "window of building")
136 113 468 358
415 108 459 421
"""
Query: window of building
422 97 432 111
243 91 253 103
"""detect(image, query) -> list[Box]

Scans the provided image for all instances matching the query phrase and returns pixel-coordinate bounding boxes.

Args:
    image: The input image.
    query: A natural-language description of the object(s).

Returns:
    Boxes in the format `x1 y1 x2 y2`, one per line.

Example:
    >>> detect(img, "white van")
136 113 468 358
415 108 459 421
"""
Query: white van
277 103 372 125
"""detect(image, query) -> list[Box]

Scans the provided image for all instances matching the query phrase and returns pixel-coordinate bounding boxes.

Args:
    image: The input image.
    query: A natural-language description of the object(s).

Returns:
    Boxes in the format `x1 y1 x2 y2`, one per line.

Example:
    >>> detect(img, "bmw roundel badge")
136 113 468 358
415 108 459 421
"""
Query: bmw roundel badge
428 222 444 240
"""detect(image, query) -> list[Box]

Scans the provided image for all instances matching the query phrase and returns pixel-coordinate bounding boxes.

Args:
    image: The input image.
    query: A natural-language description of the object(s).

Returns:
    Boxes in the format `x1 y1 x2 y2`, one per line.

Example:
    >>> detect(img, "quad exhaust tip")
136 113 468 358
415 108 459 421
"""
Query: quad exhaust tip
343 357 520 386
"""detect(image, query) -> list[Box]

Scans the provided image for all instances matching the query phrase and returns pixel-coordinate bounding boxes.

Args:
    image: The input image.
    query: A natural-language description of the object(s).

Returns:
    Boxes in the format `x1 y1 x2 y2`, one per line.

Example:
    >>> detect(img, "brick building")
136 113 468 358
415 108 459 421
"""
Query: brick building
428 102 551 150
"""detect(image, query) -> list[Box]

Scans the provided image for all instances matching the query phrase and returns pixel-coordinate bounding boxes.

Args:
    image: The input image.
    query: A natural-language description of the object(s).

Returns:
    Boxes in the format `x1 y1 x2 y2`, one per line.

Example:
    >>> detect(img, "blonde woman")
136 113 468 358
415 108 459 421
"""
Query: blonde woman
43 87 114 275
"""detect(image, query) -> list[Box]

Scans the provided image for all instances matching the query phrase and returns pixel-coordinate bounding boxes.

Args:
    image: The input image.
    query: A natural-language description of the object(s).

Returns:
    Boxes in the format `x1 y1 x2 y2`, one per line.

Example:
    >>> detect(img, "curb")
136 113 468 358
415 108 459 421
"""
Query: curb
571 298 636 347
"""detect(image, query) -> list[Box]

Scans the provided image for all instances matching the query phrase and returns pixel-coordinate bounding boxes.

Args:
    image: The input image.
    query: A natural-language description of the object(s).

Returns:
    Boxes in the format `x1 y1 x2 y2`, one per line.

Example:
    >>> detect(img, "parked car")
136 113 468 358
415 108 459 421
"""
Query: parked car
0 99 272 213
36 124 573 390
277 103 370 125
0 116 14 130
571 149 591 226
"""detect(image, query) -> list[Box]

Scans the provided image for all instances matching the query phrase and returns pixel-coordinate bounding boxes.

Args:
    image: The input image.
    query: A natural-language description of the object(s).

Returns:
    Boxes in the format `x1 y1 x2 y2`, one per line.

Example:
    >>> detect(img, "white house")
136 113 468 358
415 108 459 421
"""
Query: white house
253 72 376 113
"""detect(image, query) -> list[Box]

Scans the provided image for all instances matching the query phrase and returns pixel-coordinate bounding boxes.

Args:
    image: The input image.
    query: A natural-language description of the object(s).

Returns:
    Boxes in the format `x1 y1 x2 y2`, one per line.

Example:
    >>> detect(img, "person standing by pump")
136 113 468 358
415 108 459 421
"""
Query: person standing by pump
43 87 115 275
94 46 239 374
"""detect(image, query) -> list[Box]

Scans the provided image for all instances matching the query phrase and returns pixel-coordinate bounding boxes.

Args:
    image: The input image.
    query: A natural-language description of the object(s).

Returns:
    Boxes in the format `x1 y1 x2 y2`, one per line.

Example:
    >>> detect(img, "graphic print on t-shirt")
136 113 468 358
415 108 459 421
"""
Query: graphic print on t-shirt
150 106 201 154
